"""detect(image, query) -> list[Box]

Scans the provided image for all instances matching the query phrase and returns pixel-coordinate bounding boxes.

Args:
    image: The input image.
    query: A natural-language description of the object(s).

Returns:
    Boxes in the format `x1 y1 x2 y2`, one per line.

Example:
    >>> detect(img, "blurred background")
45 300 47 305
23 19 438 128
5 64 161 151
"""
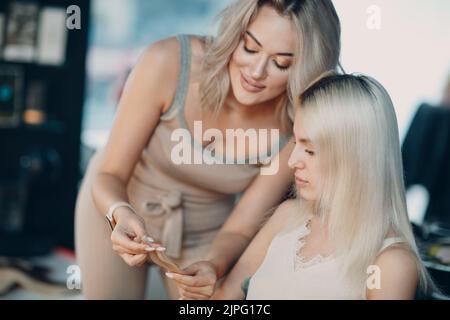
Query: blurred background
0 0 449 299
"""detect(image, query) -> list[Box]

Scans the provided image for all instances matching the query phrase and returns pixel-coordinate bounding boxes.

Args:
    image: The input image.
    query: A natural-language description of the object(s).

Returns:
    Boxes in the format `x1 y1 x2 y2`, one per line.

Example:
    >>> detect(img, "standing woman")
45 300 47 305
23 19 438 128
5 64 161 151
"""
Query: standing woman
75 0 341 299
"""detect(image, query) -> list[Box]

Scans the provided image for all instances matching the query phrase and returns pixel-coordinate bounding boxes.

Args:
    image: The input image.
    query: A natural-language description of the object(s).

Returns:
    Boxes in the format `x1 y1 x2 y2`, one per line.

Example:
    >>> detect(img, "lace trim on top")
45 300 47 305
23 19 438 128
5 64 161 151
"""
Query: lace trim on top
294 217 334 270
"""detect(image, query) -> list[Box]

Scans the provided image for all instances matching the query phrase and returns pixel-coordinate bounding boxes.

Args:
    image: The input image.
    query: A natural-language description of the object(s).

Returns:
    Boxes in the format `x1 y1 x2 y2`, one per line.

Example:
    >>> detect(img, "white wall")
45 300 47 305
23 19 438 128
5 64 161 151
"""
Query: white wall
333 0 450 141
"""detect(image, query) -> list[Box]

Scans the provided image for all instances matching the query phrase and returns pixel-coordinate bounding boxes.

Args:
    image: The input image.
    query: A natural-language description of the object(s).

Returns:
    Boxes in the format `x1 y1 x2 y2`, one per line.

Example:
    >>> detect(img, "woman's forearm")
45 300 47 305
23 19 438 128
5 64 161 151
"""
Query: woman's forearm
92 172 130 217
204 144 294 280
206 231 251 279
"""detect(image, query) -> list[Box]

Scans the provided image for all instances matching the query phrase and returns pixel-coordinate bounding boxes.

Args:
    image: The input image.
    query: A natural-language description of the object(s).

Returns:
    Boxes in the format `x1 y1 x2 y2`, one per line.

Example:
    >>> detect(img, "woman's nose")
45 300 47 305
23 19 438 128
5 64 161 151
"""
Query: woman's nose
288 151 306 169
250 55 268 80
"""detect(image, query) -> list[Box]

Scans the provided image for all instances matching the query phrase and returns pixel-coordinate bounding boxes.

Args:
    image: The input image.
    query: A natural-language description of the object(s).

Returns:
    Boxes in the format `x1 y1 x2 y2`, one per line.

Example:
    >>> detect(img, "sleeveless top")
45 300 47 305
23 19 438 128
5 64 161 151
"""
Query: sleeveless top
125 35 288 260
246 216 406 300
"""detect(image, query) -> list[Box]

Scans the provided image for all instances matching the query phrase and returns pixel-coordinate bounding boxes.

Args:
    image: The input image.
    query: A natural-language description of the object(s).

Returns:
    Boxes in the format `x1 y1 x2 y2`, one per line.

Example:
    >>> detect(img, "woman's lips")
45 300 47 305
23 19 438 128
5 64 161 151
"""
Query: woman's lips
240 72 266 93
295 176 309 187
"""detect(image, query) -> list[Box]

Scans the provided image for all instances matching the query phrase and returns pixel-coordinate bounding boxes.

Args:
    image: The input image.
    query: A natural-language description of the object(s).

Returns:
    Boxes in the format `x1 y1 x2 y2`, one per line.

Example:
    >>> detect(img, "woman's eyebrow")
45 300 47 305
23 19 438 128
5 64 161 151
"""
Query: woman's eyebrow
298 137 313 146
299 138 311 143
245 31 294 57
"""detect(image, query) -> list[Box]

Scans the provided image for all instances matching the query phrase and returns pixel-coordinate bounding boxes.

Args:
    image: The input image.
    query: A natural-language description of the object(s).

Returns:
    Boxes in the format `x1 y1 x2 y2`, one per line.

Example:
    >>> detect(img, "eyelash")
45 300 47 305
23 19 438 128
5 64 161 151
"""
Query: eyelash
243 45 290 72
293 141 315 156
243 45 257 54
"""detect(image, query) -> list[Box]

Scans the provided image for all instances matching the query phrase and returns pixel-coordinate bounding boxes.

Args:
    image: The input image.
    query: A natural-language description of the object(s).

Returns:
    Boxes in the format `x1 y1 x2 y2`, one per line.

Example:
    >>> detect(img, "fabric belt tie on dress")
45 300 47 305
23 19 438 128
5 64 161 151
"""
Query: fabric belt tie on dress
142 190 183 259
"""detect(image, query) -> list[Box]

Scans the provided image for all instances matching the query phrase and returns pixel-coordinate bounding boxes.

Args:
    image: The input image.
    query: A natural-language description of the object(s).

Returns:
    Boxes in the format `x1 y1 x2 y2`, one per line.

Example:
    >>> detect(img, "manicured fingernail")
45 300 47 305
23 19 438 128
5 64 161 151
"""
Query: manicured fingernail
141 235 154 243
145 247 155 252
165 272 174 278
156 247 166 252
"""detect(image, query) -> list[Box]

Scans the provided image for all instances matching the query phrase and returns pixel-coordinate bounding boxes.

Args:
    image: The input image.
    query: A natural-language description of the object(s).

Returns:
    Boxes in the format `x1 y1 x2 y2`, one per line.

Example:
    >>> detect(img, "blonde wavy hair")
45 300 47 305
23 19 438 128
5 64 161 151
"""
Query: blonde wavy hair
199 0 341 136
291 73 438 297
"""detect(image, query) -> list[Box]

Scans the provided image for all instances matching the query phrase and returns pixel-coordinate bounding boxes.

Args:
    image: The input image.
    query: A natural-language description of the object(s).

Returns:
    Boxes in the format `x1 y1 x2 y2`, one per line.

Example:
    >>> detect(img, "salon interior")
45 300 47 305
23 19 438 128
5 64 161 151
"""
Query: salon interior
0 0 449 300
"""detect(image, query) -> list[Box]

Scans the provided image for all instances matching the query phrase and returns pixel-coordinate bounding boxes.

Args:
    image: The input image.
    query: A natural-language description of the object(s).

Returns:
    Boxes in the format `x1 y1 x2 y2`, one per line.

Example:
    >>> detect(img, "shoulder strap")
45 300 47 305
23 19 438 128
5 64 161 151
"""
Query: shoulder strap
160 34 192 121
379 237 405 253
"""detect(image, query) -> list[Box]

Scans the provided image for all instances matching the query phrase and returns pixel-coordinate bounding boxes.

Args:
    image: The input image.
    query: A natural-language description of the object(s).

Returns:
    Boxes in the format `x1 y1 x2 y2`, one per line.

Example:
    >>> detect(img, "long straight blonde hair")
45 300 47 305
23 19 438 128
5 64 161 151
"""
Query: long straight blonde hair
293 74 438 297
199 0 341 135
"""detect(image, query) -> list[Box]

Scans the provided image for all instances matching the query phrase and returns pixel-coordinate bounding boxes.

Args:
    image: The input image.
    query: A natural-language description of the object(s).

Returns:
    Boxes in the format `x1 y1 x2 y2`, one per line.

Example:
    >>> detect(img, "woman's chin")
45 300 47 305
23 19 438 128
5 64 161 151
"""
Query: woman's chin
298 189 317 202
233 90 265 107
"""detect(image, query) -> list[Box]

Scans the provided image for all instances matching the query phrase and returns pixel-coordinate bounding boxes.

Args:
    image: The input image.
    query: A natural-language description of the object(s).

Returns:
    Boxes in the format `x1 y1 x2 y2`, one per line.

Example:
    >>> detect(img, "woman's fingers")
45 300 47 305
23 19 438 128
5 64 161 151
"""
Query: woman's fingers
111 231 168 267
177 283 213 297
113 244 156 255
121 253 148 267
166 273 196 286
113 241 151 266
166 273 212 287
177 286 209 300
139 236 166 251
133 254 148 267
167 272 215 299
136 235 155 244
178 289 210 300
148 242 166 250
112 244 134 255
111 228 150 253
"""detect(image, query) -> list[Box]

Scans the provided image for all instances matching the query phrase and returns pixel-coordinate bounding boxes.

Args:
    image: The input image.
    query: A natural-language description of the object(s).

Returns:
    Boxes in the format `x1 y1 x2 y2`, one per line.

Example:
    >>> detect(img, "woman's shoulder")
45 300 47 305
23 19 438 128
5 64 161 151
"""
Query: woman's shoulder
368 242 419 299
134 37 181 110
139 34 207 73
252 200 297 251
141 36 181 65
137 35 204 112
266 199 298 231
145 34 206 77
276 199 297 214
376 232 418 275
375 244 418 275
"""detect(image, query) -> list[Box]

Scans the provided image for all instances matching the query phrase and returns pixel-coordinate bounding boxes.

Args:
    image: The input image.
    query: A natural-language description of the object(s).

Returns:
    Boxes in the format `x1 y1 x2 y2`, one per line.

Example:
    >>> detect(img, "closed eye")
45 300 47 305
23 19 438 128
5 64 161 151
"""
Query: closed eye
305 149 315 156
274 60 290 71
243 45 257 54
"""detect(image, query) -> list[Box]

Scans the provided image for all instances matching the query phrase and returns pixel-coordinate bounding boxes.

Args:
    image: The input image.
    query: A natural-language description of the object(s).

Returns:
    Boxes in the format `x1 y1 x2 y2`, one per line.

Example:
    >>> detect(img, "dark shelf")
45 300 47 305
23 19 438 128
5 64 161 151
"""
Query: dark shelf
0 0 90 254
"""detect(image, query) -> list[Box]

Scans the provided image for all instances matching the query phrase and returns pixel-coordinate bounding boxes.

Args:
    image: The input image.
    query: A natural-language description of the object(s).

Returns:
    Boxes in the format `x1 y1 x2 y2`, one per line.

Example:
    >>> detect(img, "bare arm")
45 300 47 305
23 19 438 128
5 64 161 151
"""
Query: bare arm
366 246 419 300
213 200 295 299
89 37 181 266
206 141 295 279
92 37 179 218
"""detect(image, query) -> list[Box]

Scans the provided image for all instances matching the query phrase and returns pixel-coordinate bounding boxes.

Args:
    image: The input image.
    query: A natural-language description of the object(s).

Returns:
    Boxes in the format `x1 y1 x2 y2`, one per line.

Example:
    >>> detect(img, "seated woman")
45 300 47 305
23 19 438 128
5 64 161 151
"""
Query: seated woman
212 73 437 300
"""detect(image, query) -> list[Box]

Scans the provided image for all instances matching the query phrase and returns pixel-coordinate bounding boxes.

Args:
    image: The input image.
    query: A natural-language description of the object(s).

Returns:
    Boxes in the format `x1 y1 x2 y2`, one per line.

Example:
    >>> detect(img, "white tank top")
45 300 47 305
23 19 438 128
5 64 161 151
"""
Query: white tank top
246 217 405 300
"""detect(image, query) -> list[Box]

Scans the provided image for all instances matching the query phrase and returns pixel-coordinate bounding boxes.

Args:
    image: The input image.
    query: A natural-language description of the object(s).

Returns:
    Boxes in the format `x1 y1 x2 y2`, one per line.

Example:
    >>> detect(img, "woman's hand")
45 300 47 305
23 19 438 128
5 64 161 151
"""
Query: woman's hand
166 261 217 300
110 207 165 267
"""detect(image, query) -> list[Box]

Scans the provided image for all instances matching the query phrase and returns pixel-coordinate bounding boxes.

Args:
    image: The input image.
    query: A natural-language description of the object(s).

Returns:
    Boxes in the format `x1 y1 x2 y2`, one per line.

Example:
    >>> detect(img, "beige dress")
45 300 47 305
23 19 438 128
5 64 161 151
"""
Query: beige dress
75 34 287 299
